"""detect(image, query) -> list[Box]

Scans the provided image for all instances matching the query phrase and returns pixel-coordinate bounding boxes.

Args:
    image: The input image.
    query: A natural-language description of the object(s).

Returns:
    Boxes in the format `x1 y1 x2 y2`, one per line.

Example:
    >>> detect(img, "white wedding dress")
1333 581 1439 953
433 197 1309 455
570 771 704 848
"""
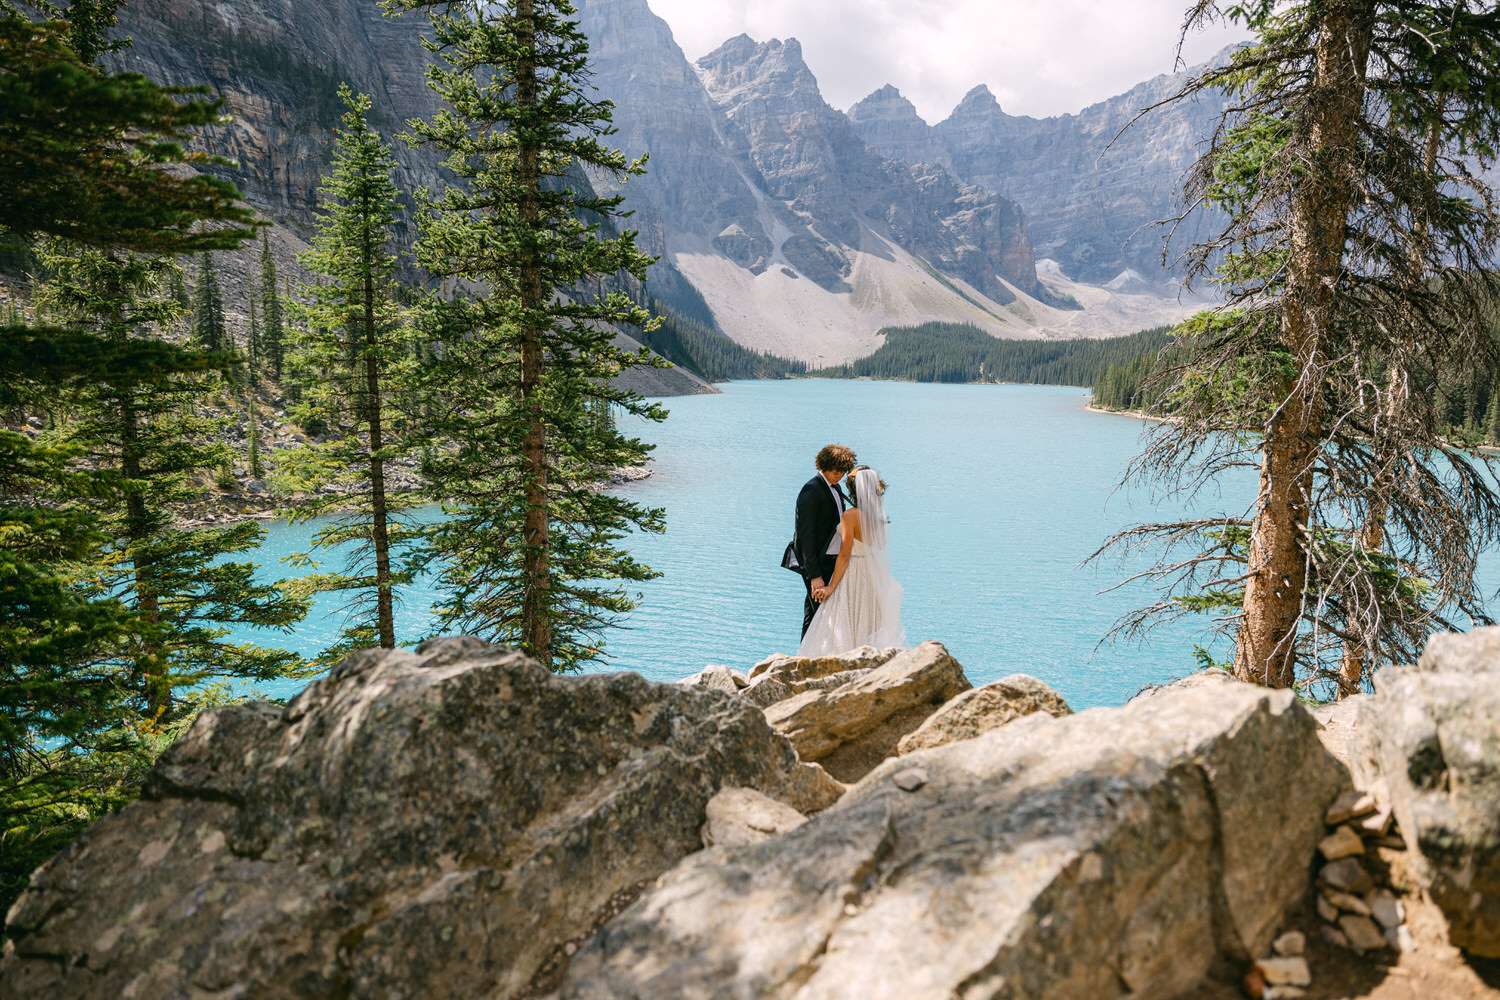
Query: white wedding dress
798 470 906 657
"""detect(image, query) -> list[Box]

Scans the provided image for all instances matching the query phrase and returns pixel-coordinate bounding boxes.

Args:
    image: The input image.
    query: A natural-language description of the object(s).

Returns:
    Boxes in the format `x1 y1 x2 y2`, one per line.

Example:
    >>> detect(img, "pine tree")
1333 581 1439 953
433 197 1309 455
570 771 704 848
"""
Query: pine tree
386 0 666 670
1101 1 1500 694
283 87 425 658
33 239 308 715
190 251 227 352
259 232 285 381
0 0 265 909
246 282 261 382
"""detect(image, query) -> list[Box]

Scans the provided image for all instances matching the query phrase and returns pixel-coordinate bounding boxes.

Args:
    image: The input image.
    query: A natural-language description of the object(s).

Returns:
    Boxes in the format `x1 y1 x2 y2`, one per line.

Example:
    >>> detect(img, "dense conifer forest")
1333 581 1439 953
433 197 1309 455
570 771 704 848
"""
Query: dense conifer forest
816 322 1174 387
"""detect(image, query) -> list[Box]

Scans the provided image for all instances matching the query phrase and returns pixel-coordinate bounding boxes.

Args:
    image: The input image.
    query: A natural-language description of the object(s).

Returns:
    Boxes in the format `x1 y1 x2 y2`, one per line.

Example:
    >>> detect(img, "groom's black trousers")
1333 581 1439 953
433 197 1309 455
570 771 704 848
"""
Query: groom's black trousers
801 554 838 638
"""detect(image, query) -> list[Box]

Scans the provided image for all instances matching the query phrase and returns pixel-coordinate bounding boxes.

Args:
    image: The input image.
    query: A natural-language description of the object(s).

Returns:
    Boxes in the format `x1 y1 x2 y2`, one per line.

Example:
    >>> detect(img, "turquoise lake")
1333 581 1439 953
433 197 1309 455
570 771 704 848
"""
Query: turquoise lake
245 379 1277 710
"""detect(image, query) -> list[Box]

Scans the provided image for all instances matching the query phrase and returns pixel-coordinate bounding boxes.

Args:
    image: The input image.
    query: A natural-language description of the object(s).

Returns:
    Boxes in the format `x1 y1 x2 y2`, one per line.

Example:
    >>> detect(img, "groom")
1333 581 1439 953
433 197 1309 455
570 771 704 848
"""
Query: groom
781 444 857 638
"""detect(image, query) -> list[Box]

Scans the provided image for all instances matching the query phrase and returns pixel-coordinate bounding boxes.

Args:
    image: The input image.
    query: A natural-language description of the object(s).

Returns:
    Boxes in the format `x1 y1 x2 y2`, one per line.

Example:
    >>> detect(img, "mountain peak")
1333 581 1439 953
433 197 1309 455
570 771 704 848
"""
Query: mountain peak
848 84 923 127
955 84 1001 114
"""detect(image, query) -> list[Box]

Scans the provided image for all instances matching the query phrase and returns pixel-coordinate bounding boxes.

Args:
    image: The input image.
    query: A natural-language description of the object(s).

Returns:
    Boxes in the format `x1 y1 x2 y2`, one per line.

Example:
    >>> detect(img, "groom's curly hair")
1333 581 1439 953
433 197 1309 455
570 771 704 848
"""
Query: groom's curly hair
815 444 856 474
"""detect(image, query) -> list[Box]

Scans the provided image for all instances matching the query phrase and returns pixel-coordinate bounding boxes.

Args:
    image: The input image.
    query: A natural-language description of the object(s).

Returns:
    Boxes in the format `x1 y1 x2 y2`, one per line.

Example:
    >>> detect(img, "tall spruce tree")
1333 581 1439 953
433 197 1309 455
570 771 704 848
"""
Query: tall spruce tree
1100 0 1500 695
33 242 308 718
0 0 266 908
189 251 227 352
385 0 665 670
258 232 285 381
284 87 424 658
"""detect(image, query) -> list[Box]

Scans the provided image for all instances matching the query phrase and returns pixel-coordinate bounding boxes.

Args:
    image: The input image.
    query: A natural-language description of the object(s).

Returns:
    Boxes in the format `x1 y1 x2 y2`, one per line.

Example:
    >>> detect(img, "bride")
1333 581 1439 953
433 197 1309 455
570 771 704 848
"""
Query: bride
797 466 906 656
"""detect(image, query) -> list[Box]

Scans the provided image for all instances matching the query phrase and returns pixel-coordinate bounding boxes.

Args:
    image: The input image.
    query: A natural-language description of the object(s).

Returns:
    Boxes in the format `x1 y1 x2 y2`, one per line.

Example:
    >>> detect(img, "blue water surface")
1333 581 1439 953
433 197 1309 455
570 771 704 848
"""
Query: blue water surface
243 380 1273 710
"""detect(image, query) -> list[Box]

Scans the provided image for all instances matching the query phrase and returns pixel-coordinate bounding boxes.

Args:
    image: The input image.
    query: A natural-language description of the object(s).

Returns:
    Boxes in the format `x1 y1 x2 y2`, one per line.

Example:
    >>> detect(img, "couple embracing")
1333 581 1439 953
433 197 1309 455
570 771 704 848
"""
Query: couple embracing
781 444 906 657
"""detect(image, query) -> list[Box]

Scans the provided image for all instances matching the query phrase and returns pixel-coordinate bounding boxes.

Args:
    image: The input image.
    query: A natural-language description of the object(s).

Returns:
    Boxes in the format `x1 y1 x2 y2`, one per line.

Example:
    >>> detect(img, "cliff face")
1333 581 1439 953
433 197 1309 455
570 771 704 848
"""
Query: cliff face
107 0 1207 364
692 34 1044 304
110 0 442 234
849 65 1234 286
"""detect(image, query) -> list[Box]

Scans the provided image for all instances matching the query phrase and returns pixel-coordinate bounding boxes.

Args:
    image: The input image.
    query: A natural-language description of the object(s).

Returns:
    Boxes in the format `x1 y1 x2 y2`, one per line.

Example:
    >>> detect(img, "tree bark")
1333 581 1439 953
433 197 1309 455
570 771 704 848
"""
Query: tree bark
1235 0 1373 688
514 0 553 668
362 179 395 649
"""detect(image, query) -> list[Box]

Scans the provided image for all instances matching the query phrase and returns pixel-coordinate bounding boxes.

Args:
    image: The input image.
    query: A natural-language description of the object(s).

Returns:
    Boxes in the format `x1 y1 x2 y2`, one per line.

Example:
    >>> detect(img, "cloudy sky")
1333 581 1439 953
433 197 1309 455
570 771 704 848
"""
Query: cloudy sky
647 0 1250 123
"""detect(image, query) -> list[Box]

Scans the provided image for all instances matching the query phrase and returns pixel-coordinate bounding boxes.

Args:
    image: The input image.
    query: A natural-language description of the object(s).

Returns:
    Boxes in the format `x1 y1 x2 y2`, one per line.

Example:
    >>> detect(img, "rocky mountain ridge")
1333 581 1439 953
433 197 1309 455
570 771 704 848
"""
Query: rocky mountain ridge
847 57 1235 286
107 0 1216 370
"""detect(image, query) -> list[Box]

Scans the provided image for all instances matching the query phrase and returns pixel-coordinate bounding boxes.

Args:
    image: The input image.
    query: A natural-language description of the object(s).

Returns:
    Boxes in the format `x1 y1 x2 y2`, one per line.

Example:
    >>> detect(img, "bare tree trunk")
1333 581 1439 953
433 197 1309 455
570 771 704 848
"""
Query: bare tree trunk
1235 0 1373 688
515 0 552 667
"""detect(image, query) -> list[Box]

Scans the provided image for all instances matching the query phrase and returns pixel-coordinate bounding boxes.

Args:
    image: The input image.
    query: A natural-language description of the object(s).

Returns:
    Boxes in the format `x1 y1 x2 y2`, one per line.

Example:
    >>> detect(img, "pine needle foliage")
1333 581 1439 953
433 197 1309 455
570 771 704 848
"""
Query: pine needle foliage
1097 0 1500 696
0 0 282 916
384 0 666 671
283 87 427 662
189 251 227 352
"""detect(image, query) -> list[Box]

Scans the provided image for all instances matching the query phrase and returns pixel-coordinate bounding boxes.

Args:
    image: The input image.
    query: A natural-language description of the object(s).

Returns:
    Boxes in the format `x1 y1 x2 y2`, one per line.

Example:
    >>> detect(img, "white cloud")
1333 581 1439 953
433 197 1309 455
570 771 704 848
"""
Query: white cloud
646 0 1250 122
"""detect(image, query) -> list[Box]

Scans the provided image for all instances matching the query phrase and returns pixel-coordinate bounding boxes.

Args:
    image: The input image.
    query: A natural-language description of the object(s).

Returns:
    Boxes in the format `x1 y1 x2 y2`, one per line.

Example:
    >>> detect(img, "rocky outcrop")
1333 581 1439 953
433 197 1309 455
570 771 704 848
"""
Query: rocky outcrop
896 672 1073 754
561 675 1348 999
741 645 904 708
762 641 972 782
1355 627 1500 957
0 639 808 1000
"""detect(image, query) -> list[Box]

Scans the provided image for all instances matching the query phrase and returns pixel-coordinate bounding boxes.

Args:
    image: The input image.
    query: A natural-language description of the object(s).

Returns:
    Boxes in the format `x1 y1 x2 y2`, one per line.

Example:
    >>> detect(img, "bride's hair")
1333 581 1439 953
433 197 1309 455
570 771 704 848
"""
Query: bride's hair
846 465 887 506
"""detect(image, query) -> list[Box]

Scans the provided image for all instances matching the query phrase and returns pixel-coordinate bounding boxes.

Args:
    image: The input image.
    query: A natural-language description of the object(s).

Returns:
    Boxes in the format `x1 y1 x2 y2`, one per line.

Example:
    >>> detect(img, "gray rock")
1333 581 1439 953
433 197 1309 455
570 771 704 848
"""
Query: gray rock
1272 930 1306 956
766 761 848 816
740 647 901 710
740 675 797 709
561 677 1347 1000
0 638 803 1000
702 787 807 848
1339 913 1388 952
1320 857 1375 895
848 63 1233 286
747 645 901 685
1368 888 1404 930
763 641 972 782
896 673 1072 755
1358 628 1500 956
677 663 746 695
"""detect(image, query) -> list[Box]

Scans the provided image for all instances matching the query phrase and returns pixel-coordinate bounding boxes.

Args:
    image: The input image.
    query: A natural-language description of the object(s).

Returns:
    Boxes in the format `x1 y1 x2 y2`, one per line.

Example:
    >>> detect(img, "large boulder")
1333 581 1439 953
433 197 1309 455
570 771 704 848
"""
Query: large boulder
1357 627 1500 957
762 641 972 782
897 673 1072 754
562 676 1349 1000
741 646 903 709
0 638 804 1000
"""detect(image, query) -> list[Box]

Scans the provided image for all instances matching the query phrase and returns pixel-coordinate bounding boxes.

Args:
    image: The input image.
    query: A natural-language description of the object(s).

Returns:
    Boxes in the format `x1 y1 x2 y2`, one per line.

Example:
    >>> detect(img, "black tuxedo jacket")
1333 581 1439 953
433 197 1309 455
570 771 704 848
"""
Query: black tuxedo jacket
781 474 844 583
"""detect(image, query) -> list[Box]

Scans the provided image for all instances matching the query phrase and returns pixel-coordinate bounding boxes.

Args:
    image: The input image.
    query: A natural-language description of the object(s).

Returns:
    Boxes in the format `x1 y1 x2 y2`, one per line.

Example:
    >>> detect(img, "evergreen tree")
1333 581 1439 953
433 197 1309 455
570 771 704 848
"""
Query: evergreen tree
0 0 270 910
246 283 261 382
33 241 307 717
1101 0 1500 695
189 251 227 352
284 87 425 659
259 232 285 381
387 0 665 670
